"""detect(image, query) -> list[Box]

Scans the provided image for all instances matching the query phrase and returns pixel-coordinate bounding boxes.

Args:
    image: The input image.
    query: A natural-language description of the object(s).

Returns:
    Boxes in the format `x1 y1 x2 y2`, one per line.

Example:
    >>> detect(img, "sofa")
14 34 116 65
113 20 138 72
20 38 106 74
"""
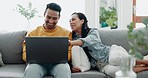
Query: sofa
0 28 148 78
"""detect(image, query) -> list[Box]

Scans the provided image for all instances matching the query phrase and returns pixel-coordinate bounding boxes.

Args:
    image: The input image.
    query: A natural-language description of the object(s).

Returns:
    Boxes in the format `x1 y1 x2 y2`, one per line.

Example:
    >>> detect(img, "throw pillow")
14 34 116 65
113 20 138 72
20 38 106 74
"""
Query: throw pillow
0 30 27 63
72 46 91 72
0 52 4 66
143 54 148 60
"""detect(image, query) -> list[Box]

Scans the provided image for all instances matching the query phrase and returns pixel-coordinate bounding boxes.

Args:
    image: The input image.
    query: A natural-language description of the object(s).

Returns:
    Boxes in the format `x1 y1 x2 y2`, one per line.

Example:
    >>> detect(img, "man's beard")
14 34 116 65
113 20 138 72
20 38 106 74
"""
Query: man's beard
45 22 56 29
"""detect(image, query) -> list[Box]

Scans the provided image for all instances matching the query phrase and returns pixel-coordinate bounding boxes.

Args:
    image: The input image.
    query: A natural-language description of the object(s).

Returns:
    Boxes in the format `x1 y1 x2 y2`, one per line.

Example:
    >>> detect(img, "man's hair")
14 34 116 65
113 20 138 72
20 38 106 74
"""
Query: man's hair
44 3 62 16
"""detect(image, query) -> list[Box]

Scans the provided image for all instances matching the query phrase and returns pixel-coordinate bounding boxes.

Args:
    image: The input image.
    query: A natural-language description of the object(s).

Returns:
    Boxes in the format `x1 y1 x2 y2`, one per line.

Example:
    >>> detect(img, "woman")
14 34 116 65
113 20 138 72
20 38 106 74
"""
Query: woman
69 12 148 77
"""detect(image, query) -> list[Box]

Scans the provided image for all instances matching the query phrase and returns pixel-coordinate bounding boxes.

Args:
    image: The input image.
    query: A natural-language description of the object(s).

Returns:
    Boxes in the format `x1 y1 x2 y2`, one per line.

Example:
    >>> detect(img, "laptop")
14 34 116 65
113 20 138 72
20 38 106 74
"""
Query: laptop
25 36 69 64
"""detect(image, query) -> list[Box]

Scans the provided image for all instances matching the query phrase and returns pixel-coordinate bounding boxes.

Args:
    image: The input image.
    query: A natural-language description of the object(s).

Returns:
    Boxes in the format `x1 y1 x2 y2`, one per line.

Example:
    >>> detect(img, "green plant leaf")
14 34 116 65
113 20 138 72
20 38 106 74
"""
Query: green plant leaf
100 7 117 28
16 2 38 20
142 18 148 27
127 22 148 59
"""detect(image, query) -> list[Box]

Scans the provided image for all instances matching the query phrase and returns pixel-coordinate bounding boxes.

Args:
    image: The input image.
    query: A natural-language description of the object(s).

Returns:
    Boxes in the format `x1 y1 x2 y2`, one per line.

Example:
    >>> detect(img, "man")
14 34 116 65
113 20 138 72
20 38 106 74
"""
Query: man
22 3 72 78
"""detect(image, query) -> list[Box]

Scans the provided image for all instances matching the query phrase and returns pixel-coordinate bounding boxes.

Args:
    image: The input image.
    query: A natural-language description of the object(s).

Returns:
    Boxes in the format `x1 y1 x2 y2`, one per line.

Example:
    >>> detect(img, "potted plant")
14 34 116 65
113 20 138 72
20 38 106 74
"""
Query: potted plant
116 22 148 78
15 2 38 30
100 7 118 29
127 22 148 59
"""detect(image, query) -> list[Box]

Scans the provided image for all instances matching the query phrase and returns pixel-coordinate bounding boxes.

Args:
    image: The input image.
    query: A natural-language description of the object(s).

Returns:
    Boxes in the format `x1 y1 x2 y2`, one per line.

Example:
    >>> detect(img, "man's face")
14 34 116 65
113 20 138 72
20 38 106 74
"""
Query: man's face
44 9 60 29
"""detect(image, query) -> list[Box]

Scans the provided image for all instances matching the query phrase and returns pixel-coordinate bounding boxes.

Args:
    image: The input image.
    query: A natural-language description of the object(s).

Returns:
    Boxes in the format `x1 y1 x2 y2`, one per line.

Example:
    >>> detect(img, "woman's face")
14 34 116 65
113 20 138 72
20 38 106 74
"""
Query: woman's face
69 14 84 32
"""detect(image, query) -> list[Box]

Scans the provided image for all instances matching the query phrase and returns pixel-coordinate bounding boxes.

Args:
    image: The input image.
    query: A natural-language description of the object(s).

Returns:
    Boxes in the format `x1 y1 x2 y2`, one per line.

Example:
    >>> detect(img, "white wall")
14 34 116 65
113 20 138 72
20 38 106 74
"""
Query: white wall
117 0 133 29
0 0 135 31
136 0 148 16
0 0 85 31
85 0 99 28
136 0 148 28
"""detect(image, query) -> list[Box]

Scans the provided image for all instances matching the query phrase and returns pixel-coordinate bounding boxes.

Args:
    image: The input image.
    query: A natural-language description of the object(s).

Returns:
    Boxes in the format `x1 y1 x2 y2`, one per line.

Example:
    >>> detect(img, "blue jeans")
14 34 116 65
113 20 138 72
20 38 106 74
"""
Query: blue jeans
23 63 71 78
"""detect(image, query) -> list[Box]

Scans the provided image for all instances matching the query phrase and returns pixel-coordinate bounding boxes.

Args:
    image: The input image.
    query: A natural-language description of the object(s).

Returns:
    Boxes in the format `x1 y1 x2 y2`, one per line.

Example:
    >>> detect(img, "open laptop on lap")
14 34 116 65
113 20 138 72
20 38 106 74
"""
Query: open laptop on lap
25 36 68 64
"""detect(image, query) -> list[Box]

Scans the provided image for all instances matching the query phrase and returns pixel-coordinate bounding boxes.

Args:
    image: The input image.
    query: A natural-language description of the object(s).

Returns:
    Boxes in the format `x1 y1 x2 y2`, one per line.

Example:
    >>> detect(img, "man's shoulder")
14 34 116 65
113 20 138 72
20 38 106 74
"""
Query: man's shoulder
30 26 42 31
57 26 70 32
27 26 42 36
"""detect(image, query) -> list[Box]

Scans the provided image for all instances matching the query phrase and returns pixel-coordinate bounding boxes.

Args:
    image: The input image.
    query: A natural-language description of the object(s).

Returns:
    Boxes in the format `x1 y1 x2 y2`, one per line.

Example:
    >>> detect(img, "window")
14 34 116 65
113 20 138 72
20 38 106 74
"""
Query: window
99 0 118 29
133 0 148 28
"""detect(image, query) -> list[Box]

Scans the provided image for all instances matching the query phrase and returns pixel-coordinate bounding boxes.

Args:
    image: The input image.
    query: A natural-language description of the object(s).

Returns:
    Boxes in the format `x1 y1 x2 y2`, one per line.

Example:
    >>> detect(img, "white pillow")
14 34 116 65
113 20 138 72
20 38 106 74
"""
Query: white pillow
72 46 91 72
0 52 4 66
143 54 148 60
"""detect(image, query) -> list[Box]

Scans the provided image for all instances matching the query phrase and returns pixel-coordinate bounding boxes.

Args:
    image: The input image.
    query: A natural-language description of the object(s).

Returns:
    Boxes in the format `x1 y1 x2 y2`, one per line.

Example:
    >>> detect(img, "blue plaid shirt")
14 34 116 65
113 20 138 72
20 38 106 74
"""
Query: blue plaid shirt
73 28 110 68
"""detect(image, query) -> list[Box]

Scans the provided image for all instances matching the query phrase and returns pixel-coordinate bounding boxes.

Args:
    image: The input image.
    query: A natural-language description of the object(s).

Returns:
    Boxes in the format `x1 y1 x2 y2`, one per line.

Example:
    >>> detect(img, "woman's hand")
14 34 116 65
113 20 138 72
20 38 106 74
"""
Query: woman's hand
71 67 81 73
68 40 71 46
68 39 83 46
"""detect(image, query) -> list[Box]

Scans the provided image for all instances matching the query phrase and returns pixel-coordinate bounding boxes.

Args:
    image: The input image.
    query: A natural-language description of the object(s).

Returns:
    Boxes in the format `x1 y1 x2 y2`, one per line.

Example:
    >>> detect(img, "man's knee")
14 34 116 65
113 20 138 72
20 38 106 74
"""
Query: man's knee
24 64 46 78
51 63 71 78
26 64 43 71
53 63 70 72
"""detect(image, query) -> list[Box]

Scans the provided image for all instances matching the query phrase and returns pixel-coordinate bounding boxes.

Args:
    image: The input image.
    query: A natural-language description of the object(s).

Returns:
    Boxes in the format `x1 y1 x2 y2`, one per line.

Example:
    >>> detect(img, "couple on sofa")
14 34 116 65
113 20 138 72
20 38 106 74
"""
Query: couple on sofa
22 2 148 78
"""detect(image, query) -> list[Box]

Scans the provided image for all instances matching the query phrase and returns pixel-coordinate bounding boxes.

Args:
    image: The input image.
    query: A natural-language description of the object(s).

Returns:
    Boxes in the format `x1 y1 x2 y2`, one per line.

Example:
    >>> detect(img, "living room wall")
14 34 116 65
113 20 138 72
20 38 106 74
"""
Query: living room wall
0 0 134 31
0 0 85 31
117 0 133 29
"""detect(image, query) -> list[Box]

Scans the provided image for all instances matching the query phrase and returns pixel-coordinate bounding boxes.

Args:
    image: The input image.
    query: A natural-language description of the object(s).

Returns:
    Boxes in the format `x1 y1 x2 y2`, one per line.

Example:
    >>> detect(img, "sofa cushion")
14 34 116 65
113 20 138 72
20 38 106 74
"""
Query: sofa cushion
0 30 27 64
137 71 148 78
98 29 129 51
71 70 106 78
0 64 26 78
0 52 4 66
72 46 91 72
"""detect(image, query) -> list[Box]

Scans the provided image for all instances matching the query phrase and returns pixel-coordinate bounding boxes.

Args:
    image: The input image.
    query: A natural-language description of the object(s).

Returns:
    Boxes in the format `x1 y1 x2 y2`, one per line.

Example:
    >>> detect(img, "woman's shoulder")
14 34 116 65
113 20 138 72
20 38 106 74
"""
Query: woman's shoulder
89 28 99 33
90 28 98 30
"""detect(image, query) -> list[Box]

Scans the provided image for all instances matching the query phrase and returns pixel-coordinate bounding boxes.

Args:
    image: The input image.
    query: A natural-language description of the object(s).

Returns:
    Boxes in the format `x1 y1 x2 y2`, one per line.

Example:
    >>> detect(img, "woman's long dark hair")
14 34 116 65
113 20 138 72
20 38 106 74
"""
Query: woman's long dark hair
71 12 91 38
71 12 91 61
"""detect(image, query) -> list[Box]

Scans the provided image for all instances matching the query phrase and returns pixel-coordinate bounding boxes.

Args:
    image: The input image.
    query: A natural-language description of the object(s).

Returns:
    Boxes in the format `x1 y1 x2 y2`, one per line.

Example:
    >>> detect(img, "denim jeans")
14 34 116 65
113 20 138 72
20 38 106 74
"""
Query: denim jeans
100 44 129 78
23 63 71 78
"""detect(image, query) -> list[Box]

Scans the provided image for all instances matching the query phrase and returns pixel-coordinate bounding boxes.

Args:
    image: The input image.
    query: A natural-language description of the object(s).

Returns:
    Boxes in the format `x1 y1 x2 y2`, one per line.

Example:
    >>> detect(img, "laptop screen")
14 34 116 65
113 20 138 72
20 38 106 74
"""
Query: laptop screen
25 36 68 64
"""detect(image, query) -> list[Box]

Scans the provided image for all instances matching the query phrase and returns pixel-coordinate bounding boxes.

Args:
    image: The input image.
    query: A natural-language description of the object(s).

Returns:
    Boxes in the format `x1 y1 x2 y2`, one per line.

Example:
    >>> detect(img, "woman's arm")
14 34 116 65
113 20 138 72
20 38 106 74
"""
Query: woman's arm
69 39 83 46
136 60 148 66
70 28 101 47
133 65 148 73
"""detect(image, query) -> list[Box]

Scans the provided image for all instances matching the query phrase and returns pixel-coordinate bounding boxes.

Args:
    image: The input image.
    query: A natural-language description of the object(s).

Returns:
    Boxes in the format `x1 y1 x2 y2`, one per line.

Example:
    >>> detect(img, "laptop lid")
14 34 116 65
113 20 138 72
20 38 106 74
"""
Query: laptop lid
25 36 68 64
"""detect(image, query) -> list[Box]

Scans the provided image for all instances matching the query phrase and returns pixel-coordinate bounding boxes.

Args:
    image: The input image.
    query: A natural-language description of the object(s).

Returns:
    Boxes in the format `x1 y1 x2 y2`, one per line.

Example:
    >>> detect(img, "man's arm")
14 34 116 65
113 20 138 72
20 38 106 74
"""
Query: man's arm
22 30 34 62
22 41 26 62
68 32 72 62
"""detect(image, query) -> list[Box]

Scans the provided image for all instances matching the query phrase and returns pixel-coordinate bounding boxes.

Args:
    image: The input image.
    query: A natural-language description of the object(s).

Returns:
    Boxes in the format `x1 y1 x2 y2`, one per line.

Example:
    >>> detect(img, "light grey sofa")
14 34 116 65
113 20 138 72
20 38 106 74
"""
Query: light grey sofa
0 28 148 78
